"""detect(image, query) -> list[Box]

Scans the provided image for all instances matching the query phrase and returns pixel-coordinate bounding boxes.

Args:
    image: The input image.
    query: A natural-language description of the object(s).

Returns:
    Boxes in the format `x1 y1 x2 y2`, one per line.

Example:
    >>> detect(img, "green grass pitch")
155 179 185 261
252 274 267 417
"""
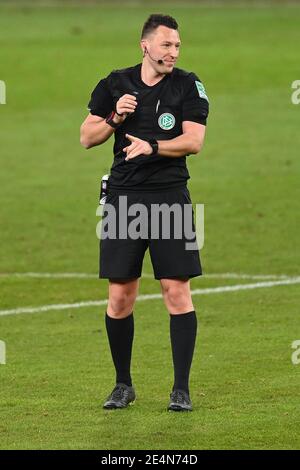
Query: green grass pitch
0 2 299 450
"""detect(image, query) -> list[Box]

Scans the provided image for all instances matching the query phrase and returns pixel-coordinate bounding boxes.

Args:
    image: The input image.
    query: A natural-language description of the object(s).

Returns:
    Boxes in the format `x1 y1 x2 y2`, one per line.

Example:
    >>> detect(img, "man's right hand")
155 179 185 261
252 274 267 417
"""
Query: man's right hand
80 94 137 149
114 94 137 124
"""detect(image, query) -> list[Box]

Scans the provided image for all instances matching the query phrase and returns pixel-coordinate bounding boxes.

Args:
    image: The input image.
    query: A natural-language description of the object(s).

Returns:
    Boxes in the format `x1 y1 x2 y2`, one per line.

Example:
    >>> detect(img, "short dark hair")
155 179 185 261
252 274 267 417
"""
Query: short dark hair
141 14 178 39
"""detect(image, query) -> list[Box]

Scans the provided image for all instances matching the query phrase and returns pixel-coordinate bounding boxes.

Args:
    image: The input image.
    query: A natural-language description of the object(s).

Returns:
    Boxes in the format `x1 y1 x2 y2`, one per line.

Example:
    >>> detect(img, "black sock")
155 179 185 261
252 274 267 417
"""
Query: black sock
170 311 197 395
105 312 134 387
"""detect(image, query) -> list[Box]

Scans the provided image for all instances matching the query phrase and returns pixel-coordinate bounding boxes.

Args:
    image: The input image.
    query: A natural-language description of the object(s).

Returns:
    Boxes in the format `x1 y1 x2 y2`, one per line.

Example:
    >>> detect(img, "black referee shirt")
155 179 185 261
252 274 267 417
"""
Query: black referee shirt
88 63 209 191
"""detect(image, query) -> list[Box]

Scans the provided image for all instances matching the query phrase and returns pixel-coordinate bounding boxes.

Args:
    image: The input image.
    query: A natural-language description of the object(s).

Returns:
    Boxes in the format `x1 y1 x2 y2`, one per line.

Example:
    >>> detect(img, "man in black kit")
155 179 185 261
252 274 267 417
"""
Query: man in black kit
80 14 209 412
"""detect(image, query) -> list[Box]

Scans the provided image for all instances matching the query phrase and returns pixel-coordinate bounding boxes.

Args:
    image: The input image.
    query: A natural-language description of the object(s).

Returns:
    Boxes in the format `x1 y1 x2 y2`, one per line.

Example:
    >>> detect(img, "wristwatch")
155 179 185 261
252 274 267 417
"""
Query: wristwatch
105 111 121 129
147 138 159 156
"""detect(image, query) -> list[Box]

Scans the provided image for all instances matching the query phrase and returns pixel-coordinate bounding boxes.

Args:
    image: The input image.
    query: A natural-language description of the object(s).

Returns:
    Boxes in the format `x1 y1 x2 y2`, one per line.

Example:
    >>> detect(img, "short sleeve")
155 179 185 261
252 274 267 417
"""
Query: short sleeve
182 73 209 125
87 76 113 118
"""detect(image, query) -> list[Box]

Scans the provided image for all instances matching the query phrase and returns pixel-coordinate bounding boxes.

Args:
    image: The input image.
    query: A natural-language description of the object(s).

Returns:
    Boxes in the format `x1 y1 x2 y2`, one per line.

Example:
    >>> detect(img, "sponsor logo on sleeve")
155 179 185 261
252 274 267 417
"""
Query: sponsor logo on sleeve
195 81 209 102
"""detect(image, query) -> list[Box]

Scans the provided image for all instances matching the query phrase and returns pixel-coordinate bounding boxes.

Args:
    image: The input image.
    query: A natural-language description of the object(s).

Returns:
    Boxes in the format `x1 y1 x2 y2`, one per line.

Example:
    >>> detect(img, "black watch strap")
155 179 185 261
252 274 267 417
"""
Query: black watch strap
105 111 120 129
148 138 158 156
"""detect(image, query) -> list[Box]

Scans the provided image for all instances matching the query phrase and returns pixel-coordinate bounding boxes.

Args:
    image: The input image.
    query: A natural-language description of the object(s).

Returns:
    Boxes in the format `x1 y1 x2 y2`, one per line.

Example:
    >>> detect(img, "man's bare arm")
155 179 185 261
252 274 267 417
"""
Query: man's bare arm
80 114 115 149
80 94 137 149
123 121 206 160
157 121 206 157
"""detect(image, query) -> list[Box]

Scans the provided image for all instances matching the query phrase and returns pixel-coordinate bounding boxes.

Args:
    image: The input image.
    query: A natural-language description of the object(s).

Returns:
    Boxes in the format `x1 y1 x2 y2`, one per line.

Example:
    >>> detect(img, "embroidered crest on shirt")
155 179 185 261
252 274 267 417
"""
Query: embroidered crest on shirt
158 113 175 130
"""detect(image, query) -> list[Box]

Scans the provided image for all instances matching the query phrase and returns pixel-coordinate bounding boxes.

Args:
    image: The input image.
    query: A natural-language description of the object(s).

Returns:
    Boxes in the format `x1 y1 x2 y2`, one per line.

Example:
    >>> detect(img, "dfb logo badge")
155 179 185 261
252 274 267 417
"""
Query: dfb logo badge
158 113 175 130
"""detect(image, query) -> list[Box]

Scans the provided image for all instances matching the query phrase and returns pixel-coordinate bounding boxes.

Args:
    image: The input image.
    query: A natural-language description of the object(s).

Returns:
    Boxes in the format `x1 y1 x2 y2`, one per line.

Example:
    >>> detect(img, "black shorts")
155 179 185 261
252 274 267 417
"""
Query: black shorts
99 186 202 280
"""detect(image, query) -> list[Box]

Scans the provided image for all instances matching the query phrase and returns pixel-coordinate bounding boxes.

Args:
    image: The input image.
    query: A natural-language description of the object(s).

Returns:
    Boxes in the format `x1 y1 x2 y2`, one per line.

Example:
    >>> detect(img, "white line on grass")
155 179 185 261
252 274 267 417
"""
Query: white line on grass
200 273 292 280
1 277 300 318
0 272 294 280
0 272 97 279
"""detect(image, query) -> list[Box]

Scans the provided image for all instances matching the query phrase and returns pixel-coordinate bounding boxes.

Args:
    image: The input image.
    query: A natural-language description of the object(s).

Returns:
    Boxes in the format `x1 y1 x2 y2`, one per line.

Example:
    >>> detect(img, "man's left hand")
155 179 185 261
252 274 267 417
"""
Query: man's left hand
123 134 153 161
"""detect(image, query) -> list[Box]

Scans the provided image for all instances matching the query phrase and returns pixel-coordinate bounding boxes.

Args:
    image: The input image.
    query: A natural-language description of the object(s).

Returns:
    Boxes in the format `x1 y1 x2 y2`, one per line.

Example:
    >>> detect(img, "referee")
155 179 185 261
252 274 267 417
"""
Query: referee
80 14 209 411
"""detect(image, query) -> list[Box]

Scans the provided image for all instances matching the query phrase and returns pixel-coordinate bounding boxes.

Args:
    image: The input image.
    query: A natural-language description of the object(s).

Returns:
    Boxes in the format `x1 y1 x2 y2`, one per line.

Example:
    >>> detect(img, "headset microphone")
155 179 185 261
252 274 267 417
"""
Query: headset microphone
144 47 164 65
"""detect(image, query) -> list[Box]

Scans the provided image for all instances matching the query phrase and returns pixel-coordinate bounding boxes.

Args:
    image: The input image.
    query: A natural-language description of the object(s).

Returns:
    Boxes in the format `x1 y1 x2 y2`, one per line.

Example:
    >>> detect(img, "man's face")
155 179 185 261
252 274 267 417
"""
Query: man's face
141 25 181 73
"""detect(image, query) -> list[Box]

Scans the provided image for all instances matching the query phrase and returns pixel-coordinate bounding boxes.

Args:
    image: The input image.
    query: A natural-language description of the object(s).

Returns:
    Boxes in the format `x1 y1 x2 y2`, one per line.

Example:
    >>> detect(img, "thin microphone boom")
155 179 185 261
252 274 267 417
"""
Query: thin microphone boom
144 48 164 65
